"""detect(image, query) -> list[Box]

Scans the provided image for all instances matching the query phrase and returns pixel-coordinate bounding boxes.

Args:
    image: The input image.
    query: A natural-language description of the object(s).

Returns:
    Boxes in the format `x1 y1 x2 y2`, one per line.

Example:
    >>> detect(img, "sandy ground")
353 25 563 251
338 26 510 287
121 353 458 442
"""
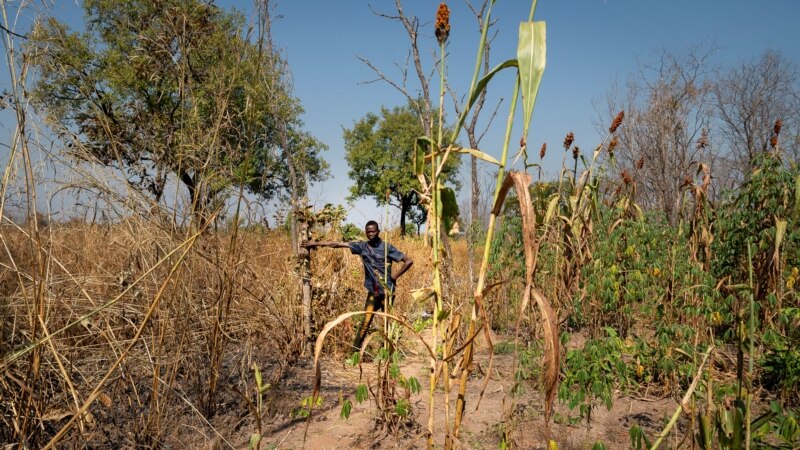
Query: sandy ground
194 333 680 450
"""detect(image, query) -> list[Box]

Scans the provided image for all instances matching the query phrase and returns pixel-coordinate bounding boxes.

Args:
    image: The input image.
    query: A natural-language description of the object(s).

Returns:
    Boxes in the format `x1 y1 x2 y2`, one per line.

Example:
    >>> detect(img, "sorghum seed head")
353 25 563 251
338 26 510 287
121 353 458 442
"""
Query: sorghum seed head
572 146 580 159
539 142 547 159
435 3 450 45
635 156 644 170
563 131 575 150
609 136 618 152
774 119 783 136
770 134 778 149
621 169 632 186
609 110 625 133
696 135 708 150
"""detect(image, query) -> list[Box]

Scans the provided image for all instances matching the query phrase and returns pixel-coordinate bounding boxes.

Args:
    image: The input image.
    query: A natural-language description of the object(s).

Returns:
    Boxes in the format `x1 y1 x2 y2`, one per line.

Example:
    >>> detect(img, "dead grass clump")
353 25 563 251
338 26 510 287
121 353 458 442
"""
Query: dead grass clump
0 218 326 446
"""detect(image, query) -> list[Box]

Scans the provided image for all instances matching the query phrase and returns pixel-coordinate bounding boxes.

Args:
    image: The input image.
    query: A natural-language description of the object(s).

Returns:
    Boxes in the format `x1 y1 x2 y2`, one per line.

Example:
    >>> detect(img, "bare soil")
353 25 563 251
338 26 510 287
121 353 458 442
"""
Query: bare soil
159 332 680 450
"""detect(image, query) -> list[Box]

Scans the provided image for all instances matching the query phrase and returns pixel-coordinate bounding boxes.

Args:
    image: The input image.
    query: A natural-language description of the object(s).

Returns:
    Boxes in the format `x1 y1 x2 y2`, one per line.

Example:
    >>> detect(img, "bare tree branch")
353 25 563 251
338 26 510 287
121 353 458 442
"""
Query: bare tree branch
363 1 433 135
356 55 410 98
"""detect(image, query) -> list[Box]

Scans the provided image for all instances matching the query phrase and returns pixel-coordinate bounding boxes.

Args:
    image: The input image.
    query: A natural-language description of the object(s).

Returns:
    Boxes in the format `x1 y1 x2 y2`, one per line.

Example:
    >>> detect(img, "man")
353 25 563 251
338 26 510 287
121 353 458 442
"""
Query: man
302 220 413 351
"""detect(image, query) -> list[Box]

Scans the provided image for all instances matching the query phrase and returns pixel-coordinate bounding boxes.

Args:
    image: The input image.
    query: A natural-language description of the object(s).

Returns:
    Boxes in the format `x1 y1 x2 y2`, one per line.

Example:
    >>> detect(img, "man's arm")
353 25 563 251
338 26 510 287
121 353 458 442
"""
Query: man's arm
391 255 414 282
302 240 351 249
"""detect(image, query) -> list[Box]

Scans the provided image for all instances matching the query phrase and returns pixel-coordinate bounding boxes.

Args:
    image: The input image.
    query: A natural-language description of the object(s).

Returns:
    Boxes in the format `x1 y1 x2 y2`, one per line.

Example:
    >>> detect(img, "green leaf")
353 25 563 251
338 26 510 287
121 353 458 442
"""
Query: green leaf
517 21 547 138
439 187 460 233
408 376 421 395
794 174 800 218
544 194 560 226
248 433 261 450
355 384 368 403
252 363 262 390
414 136 435 176
340 399 352 419
347 351 360 366
454 147 501 166
453 59 519 134
389 363 400 380
376 347 389 361
394 398 410 418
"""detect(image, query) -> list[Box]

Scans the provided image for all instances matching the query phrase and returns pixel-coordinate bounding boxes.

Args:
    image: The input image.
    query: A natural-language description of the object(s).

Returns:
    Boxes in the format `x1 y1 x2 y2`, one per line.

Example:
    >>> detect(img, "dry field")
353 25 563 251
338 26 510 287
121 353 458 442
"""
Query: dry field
0 221 682 448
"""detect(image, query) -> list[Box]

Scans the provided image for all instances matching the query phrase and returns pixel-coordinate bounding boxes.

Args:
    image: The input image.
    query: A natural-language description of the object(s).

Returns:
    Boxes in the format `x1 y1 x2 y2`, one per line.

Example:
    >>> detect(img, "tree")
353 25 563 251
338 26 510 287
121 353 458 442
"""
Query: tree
600 48 714 223
27 0 327 222
712 50 800 179
344 101 460 235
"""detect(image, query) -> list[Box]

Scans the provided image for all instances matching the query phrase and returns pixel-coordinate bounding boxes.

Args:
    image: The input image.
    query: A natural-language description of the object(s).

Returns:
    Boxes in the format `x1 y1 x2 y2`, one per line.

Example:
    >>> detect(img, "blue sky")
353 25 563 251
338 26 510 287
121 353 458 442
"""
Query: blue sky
248 0 800 225
3 1 800 226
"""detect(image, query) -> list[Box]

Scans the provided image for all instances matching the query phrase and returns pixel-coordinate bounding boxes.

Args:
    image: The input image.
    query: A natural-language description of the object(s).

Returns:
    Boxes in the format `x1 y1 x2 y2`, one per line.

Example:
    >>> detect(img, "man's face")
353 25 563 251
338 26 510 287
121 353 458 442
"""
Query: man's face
365 224 380 243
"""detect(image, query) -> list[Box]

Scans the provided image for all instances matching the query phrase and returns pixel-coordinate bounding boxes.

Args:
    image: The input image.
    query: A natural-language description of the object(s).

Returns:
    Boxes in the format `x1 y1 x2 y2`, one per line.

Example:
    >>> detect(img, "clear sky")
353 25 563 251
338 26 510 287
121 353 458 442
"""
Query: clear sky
3 1 800 227
245 0 800 226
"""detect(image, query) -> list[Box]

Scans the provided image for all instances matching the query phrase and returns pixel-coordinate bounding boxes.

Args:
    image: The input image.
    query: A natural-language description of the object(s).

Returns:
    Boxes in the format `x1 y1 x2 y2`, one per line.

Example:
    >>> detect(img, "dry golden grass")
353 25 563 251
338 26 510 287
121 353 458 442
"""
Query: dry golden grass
0 220 475 447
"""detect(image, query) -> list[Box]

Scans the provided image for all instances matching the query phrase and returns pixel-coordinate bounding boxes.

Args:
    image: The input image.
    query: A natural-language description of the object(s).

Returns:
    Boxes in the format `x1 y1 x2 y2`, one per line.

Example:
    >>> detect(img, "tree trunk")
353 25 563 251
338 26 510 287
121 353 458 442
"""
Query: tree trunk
281 121 313 345
400 197 408 236
180 170 210 228
298 218 312 340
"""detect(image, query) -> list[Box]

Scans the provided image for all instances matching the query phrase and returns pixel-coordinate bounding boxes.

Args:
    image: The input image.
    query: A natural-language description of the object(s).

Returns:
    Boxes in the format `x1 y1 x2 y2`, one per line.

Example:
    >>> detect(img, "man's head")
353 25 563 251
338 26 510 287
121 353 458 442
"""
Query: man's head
364 220 380 243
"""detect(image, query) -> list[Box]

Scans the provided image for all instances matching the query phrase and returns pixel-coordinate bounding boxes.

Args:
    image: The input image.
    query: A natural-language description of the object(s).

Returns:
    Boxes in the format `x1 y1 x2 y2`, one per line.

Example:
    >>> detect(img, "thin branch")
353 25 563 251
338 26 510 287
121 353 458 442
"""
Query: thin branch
0 22 27 40
356 57 412 102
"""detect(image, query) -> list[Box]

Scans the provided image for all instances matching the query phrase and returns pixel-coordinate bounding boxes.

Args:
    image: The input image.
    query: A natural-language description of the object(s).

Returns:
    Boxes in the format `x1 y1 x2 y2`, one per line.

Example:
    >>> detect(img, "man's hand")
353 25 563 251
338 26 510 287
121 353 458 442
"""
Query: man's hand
391 255 414 283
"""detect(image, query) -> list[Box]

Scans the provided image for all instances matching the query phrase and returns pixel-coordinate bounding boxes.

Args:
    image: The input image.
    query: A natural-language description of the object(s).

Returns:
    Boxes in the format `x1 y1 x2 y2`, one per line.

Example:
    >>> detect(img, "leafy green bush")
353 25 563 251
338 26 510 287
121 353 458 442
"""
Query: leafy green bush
713 152 800 303
558 327 630 424
761 307 800 405
339 222 362 241
712 152 800 410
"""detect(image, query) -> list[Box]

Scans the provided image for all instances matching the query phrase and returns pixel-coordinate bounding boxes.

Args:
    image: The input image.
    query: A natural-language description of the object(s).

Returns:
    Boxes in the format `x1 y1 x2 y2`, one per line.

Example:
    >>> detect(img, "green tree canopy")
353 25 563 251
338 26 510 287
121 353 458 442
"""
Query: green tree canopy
28 0 327 220
343 101 460 235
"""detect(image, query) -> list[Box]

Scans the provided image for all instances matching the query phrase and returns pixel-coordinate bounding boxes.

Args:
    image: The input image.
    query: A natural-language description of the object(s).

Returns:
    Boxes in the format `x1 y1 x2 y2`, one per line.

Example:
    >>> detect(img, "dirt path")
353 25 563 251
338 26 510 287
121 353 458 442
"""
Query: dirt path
236 334 678 450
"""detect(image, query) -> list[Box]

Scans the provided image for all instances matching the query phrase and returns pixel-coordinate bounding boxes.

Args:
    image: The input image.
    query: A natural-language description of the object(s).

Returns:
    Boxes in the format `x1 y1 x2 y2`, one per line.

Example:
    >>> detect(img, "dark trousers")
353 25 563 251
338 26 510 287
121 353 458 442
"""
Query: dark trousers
353 293 386 351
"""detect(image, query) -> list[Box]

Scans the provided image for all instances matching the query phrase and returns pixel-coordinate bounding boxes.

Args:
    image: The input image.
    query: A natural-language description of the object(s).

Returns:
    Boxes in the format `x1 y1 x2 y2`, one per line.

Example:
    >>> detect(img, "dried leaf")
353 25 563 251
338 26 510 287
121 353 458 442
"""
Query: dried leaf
98 392 112 408
491 172 560 432
543 194 560 227
533 288 559 423
410 287 435 301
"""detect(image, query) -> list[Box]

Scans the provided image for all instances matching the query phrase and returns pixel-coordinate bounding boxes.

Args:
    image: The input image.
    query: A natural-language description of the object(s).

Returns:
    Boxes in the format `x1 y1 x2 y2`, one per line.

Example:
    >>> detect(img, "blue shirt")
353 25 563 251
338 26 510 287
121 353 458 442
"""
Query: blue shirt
348 239 405 295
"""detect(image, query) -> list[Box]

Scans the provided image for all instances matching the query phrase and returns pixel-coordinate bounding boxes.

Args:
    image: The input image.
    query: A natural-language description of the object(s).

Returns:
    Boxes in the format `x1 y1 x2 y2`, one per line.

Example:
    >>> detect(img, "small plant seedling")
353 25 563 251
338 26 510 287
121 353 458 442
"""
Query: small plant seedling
291 395 323 419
